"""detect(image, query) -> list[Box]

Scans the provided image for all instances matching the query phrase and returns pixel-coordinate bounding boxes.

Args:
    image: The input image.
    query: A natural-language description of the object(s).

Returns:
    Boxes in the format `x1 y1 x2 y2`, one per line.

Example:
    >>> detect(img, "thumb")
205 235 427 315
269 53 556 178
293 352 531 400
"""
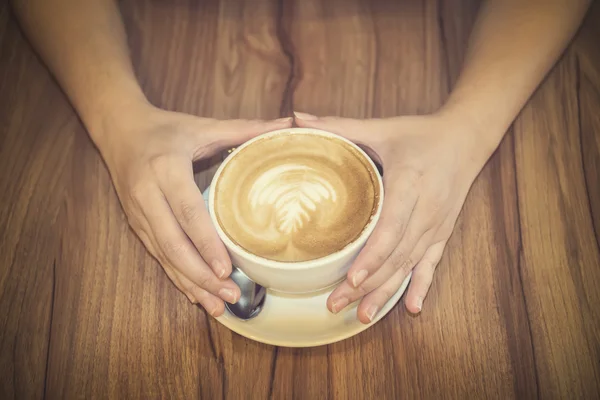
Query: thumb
200 117 293 154
294 111 370 144
294 111 385 168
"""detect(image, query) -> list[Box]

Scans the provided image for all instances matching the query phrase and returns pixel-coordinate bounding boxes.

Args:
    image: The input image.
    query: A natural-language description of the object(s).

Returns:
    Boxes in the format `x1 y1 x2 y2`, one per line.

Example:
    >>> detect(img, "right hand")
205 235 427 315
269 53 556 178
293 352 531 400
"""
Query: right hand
96 103 293 316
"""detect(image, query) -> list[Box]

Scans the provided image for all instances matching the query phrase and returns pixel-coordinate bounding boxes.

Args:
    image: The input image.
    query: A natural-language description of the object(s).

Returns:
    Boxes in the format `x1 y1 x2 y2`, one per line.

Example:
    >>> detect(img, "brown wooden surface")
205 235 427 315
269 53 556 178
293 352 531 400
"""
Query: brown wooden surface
1 0 599 398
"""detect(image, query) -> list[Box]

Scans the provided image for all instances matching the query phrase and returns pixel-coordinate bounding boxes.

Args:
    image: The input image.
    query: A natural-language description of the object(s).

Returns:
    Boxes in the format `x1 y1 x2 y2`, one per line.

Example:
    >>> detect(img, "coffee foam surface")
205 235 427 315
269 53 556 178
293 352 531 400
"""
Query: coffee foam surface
214 132 379 262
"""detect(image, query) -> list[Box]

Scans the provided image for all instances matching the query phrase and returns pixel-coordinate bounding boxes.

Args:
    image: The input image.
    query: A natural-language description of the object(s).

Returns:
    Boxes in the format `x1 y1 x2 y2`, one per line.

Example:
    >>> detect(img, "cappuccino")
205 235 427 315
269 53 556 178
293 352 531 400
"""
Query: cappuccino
214 131 380 262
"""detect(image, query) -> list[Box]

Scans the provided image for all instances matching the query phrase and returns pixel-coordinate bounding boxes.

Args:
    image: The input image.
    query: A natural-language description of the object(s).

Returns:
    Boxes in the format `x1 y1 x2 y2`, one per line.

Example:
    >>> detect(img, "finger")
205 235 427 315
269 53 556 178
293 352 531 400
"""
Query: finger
158 157 231 279
294 112 361 134
166 265 225 317
134 224 160 260
201 117 293 155
345 178 419 288
295 112 387 170
404 240 446 314
161 263 196 303
136 223 226 316
130 217 226 315
192 286 226 317
328 232 430 313
356 265 411 324
134 223 203 304
294 112 387 145
135 185 241 303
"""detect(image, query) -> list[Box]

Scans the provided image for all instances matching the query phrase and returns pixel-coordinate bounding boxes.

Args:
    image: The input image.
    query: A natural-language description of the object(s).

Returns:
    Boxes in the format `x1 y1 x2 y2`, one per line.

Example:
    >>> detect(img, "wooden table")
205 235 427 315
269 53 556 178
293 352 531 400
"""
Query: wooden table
1 0 599 398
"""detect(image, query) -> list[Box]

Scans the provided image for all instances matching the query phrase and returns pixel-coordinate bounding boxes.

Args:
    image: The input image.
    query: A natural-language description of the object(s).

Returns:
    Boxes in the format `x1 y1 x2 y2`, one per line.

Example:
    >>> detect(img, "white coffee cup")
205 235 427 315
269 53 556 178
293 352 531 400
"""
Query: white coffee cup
208 128 384 294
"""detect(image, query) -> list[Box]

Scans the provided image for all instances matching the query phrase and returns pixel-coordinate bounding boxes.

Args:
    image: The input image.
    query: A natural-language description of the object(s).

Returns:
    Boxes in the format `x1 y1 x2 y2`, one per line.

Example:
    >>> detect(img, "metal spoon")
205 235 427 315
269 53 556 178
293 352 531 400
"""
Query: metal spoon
225 267 266 320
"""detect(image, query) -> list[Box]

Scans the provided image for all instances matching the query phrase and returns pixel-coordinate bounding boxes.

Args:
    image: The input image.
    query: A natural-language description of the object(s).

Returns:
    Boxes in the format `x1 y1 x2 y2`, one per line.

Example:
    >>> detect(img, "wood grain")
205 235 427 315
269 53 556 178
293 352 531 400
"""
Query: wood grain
0 3 75 398
514 47 600 399
1 0 599 398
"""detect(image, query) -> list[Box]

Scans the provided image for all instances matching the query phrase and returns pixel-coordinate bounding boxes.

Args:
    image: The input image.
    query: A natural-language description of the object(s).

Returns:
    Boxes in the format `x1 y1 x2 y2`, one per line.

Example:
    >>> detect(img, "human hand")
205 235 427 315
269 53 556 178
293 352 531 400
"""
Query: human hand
295 111 488 323
97 103 292 316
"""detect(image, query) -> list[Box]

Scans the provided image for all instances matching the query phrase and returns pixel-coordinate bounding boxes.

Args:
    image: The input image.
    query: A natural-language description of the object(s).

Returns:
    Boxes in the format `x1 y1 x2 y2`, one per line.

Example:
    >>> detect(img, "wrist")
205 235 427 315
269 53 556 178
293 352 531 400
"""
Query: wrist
75 75 150 140
87 95 156 153
435 100 508 164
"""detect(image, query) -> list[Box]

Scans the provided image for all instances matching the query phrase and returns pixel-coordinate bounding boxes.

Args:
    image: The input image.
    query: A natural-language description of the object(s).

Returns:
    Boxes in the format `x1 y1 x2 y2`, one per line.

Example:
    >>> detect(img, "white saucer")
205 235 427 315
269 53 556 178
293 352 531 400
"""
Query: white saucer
202 186 411 347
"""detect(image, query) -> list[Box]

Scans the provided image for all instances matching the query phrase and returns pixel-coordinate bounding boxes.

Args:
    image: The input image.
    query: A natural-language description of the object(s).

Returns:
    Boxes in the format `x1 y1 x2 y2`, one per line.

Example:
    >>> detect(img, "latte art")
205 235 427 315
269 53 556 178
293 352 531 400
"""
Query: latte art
214 132 380 262
248 164 337 235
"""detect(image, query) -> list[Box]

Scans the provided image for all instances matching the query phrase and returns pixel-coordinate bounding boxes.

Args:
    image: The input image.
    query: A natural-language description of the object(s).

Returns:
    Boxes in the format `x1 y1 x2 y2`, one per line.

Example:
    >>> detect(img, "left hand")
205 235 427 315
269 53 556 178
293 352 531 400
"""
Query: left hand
295 111 488 323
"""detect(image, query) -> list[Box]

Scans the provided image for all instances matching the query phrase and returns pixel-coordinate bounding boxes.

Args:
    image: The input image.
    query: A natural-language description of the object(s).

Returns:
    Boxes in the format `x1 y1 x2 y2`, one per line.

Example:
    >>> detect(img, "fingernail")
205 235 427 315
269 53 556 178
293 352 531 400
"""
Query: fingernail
294 111 318 121
331 297 349 314
276 117 293 123
187 294 197 304
352 270 368 288
416 296 423 312
219 288 238 304
366 305 379 322
209 305 220 317
213 261 227 279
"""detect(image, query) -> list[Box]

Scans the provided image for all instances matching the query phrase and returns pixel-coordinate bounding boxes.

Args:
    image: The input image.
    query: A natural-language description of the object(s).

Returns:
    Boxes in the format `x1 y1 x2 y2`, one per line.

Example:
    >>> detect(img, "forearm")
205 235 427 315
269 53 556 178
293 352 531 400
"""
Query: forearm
441 0 591 155
10 0 148 145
